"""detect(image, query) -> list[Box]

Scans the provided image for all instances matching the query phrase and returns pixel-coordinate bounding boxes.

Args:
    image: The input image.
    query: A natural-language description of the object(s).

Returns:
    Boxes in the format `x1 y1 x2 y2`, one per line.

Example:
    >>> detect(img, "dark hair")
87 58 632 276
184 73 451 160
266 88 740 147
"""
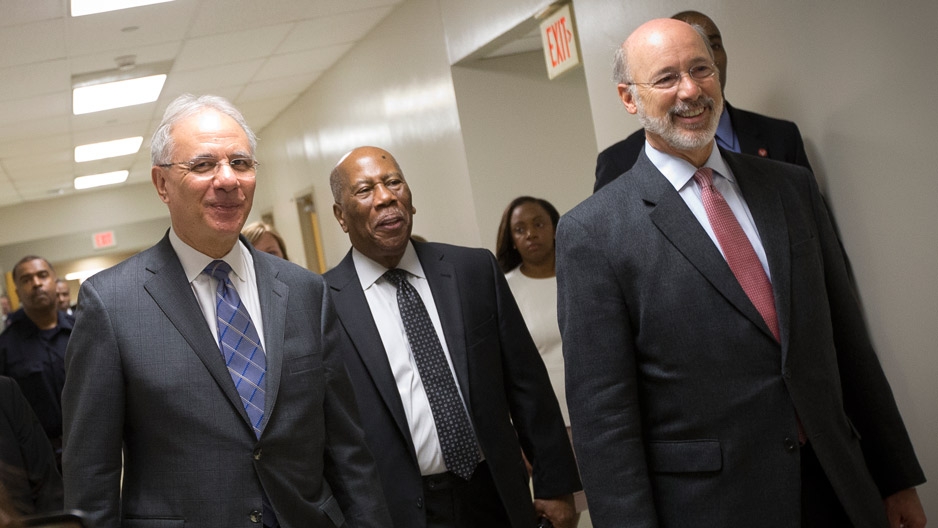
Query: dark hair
495 196 560 273
11 256 53 282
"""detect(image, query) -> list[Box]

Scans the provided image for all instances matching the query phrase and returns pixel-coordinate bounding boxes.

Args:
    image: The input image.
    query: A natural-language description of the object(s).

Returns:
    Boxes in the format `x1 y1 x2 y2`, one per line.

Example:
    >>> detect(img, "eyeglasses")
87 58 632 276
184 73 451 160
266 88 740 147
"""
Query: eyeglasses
626 63 717 91
158 157 259 176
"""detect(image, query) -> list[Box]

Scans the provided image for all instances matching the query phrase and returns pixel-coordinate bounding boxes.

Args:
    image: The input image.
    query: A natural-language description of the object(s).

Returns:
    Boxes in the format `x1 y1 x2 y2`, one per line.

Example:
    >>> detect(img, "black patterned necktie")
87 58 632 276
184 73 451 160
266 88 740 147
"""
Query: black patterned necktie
204 260 267 438
383 268 480 479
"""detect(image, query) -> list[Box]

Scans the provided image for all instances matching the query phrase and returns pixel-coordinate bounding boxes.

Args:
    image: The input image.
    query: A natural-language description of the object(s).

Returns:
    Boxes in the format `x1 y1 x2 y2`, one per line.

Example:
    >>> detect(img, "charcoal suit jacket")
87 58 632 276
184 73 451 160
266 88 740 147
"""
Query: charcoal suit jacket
558 150 924 527
63 233 390 528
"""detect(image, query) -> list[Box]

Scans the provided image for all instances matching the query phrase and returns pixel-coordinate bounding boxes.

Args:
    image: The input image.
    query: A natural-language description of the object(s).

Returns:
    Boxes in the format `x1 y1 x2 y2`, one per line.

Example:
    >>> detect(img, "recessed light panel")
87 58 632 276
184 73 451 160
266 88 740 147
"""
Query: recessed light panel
73 74 166 115
75 137 143 162
71 0 174 17
74 170 129 190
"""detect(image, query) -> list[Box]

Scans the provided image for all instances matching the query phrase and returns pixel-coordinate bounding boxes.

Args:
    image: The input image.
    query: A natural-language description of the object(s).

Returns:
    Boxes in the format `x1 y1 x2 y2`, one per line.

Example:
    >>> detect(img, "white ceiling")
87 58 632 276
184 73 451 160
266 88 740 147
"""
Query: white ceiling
0 0 403 207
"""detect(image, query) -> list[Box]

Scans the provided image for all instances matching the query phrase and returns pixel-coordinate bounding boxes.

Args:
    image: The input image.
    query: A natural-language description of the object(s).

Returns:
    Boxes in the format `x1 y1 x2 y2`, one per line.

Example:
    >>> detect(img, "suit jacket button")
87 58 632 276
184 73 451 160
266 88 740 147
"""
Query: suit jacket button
253 448 262 460
249 510 263 523
416 497 424 509
784 437 798 452
782 367 792 379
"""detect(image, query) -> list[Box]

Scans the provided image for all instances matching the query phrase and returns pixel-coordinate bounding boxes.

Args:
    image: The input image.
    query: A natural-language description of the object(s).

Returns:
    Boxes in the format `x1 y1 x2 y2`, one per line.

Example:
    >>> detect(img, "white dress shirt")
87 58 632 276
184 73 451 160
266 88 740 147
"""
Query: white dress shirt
644 141 772 279
351 242 469 476
169 229 266 348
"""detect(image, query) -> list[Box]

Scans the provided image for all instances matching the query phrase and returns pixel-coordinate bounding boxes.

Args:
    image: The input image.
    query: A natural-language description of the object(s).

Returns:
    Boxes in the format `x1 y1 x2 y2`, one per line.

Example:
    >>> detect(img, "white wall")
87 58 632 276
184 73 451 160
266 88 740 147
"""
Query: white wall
452 51 595 249
253 0 479 269
574 0 937 514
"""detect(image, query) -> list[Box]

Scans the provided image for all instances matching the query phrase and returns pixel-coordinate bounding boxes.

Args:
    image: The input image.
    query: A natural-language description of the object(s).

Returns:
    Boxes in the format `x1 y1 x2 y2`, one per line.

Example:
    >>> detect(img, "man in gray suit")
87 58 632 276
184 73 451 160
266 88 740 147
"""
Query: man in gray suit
62 95 391 528
556 19 926 528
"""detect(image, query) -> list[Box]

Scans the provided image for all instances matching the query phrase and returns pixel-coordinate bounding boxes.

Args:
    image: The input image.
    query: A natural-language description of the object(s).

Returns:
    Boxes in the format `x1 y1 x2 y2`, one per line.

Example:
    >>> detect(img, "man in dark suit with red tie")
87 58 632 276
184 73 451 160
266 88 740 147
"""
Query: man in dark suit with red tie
325 146 581 528
594 10 813 193
557 18 925 528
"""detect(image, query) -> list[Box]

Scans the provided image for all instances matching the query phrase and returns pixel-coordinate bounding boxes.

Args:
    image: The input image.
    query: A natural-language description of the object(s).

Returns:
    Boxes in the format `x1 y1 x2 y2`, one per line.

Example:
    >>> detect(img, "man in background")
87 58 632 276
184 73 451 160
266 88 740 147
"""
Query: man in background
54 279 73 318
0 256 72 466
0 294 13 331
594 10 813 192
558 18 925 528
0 374 63 516
325 146 581 528
63 94 390 528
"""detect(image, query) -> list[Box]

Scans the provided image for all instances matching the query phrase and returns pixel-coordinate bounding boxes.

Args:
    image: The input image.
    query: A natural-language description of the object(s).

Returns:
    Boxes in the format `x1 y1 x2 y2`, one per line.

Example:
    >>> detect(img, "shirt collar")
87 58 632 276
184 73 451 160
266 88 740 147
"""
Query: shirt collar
352 241 424 290
644 140 735 193
715 104 738 152
169 228 251 285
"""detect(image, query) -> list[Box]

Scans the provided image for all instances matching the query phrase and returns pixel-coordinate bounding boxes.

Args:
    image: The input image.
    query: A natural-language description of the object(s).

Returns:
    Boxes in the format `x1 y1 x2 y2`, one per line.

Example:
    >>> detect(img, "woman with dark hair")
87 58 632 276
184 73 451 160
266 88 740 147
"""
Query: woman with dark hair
496 196 589 526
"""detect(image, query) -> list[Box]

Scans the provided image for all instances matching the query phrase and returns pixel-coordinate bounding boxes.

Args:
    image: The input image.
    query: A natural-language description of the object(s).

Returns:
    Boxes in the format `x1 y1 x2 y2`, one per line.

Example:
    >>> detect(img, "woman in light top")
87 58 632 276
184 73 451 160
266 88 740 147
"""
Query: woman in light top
497 196 590 526
496 196 565 422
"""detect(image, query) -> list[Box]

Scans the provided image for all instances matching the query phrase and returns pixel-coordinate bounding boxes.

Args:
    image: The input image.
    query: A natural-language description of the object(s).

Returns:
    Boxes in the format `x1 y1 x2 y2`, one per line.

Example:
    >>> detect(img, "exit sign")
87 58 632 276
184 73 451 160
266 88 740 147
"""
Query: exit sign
540 4 580 80
93 230 116 249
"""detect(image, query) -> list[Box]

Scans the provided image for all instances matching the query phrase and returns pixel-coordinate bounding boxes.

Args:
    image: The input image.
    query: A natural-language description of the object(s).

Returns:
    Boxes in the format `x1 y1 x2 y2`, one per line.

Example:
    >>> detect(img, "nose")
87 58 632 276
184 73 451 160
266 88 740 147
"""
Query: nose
213 163 240 190
676 72 703 99
373 182 396 205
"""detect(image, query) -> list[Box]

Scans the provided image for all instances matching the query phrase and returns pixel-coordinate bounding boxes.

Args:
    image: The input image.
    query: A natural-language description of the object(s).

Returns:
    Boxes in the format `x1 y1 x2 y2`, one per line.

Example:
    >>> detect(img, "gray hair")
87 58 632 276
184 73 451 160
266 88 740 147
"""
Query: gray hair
150 94 257 166
613 23 715 88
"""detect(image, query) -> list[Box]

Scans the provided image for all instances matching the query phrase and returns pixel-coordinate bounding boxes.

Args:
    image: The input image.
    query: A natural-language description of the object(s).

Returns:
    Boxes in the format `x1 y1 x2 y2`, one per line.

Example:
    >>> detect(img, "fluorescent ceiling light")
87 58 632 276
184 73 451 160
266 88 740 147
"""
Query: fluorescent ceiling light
75 137 143 162
73 74 166 115
74 170 129 190
71 0 174 17
66 269 103 282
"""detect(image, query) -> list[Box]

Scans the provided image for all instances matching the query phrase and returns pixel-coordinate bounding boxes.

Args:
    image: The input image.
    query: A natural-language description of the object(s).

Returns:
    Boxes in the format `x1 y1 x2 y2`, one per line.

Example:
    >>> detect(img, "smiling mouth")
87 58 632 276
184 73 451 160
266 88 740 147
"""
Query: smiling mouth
675 106 705 118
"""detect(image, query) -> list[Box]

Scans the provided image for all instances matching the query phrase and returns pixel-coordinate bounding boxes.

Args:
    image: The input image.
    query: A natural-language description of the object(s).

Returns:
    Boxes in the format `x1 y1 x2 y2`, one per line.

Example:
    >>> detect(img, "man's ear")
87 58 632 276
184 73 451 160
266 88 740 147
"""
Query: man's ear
618 84 639 115
332 203 349 233
152 167 170 204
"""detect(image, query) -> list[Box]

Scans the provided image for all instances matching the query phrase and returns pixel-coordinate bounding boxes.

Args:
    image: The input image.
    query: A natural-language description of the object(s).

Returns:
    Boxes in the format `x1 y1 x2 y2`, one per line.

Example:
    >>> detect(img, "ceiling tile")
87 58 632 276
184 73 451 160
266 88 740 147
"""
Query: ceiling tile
255 44 351 81
0 0 64 28
0 18 67 68
162 59 265 96
0 93 71 126
0 60 71 101
277 8 393 53
173 24 294 72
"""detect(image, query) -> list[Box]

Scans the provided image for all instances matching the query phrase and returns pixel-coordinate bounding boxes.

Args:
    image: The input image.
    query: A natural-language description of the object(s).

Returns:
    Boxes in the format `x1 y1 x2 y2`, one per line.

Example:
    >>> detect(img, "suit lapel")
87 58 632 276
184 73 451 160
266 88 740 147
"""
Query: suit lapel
143 235 253 428
252 248 287 433
729 104 768 159
725 153 792 353
636 154 777 342
328 253 417 457
414 243 472 410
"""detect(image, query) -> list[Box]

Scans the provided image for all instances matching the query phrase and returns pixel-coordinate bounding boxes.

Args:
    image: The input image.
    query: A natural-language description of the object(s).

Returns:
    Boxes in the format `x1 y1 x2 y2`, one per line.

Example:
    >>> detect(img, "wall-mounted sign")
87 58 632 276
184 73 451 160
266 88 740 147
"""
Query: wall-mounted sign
93 230 116 249
540 3 580 80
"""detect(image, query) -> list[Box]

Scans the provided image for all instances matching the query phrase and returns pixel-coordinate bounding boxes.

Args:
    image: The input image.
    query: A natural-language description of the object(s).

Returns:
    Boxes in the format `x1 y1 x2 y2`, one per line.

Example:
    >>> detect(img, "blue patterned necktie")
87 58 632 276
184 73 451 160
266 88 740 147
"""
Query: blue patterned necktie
383 268 480 480
204 260 267 438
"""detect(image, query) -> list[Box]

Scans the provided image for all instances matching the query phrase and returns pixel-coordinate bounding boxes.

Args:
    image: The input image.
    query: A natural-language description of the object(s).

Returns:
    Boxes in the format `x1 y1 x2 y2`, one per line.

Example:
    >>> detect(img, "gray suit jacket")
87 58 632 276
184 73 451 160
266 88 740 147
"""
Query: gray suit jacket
324 242 581 528
63 233 391 528
557 151 924 527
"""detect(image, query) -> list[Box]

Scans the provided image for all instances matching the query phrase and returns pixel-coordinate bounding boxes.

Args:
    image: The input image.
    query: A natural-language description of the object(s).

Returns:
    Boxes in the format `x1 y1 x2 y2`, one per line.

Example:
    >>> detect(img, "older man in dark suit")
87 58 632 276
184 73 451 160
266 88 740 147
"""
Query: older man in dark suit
324 146 581 528
594 11 813 192
557 18 925 528
62 95 390 528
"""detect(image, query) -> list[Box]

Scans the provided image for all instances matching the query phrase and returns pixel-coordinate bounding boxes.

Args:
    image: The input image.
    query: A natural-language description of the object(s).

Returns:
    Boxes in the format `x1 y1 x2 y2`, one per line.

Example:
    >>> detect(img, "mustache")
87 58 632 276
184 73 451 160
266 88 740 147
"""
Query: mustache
669 96 715 116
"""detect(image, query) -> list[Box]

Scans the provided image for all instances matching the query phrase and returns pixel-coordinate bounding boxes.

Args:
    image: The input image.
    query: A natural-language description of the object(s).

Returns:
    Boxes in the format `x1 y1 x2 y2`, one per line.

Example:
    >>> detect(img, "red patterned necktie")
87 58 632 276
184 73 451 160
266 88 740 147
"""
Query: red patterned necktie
693 167 780 342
